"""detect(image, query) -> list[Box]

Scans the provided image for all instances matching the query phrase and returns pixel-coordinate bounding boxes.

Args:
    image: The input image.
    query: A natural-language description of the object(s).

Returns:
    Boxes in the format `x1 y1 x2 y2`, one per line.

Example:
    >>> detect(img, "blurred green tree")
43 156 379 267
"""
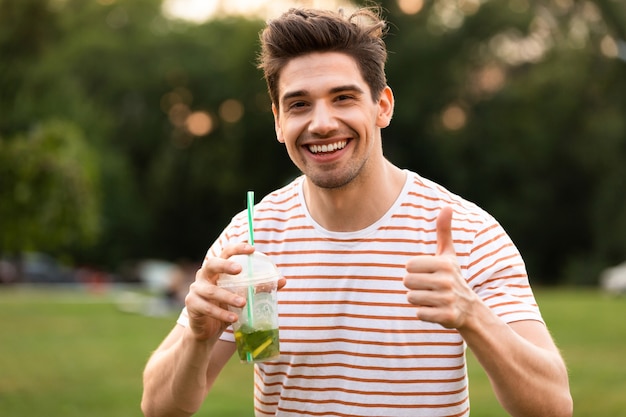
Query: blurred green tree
1 0 292 269
1 0 624 285
0 120 101 255
378 0 626 284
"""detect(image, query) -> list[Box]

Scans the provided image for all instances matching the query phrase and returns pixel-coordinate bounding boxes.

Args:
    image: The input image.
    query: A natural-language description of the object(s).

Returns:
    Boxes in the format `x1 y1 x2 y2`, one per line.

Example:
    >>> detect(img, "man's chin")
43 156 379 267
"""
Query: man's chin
308 170 359 190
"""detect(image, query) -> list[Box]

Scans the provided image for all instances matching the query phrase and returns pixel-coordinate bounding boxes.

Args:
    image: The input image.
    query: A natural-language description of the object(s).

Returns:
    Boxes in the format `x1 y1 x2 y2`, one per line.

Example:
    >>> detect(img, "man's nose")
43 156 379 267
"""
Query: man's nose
308 102 339 135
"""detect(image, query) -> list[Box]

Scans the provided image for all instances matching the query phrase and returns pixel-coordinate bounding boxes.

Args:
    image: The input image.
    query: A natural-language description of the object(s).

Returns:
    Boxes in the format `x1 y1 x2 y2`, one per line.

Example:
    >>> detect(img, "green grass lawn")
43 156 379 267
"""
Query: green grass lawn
466 289 626 416
0 286 625 416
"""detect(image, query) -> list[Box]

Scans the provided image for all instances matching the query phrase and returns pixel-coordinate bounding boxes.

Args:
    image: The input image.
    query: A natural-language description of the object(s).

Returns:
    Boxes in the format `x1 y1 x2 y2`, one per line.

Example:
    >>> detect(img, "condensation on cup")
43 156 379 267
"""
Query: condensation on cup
217 252 280 363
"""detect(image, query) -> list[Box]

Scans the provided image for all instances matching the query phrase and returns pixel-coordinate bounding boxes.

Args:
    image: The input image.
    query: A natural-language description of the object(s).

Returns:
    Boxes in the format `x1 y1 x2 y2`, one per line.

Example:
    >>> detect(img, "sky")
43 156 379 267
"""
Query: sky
162 0 356 22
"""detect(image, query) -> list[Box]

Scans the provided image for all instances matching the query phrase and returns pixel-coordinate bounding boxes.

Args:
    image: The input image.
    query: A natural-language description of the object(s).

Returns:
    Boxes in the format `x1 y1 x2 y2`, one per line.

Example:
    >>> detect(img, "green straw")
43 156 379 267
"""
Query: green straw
247 191 255 246
245 191 255 362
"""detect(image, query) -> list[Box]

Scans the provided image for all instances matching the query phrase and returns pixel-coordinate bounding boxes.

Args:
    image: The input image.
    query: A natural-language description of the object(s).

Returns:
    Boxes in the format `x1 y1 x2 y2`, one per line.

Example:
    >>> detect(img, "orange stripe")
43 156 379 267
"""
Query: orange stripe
261 189 300 205
279 287 405 295
261 382 467 396
472 269 529 289
279 300 413 308
255 214 307 222
280 312 419 321
256 202 301 214
279 325 457 335
468 241 514 270
256 236 460 244
471 227 505 253
256 405 470 417
275 393 469 409
404 193 444 205
280 337 462 348
283 274 402 281
468 252 520 284
280 350 463 360
263 248 421 256
262 361 465 373
498 310 542 318
278 261 406 269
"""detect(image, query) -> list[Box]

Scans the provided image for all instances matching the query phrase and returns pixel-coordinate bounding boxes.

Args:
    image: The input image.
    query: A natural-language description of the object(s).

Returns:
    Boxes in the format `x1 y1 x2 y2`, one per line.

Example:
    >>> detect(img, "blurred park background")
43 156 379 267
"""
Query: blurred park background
1 0 625 415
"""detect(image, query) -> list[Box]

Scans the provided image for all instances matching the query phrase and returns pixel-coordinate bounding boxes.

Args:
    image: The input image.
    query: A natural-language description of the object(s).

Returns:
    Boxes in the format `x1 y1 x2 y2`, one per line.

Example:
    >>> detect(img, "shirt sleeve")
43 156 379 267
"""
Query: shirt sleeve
465 216 544 325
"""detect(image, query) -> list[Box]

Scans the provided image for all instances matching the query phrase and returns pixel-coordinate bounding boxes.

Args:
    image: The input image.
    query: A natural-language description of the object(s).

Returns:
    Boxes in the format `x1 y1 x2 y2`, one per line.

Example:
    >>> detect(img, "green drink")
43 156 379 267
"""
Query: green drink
218 252 281 363
234 324 280 362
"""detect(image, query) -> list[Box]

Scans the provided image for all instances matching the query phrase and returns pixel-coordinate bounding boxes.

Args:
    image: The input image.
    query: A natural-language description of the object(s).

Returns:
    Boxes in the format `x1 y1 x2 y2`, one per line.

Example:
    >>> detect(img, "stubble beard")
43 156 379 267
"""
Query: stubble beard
304 154 369 190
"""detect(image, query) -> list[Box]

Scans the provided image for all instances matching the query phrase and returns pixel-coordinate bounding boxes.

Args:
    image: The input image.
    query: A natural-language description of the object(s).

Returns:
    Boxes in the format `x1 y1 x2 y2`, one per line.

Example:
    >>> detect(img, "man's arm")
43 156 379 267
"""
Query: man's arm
141 327 236 417
463 315 571 416
404 207 573 417
141 242 255 417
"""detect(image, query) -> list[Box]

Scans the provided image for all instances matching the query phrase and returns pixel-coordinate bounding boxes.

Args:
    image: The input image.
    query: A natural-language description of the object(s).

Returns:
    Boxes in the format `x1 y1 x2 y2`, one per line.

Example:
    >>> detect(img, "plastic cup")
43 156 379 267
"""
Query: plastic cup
217 252 280 363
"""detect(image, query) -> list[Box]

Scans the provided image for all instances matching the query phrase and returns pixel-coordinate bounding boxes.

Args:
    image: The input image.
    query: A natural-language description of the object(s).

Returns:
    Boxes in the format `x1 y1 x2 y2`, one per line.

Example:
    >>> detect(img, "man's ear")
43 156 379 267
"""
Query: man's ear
376 86 394 128
272 103 285 143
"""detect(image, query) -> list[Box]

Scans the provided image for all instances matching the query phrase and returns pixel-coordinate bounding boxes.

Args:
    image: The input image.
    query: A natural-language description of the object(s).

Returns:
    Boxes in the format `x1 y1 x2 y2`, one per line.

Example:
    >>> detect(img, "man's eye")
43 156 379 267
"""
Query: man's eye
288 101 307 110
336 94 355 102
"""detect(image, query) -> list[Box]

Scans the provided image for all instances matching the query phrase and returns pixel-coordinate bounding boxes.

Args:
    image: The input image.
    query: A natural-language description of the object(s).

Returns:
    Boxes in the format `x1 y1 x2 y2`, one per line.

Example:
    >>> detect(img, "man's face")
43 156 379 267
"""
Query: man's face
272 52 393 189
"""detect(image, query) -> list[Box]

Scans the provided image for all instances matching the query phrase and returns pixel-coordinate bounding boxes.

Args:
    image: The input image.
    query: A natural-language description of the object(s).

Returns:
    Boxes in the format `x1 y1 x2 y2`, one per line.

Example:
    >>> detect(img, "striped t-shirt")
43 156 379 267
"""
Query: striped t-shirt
178 171 543 417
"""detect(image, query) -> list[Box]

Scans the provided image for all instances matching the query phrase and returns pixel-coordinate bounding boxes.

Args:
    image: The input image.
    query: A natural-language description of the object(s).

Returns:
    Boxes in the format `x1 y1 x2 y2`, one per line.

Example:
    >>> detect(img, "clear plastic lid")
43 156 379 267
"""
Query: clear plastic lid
217 252 279 287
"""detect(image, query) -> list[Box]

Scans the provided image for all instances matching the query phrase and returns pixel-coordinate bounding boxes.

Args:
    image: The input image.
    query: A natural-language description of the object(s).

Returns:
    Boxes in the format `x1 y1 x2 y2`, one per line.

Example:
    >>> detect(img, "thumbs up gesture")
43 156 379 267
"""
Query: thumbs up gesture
404 206 479 329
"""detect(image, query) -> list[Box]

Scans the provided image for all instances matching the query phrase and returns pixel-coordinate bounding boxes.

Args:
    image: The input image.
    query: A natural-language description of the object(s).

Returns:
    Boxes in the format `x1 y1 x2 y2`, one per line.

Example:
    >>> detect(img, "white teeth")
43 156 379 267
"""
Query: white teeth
308 141 347 154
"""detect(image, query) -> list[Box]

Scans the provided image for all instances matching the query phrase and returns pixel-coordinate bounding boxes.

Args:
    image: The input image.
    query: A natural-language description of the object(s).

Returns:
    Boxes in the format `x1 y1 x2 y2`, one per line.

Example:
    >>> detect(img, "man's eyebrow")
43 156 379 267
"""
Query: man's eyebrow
330 84 365 95
281 89 308 103
280 84 365 104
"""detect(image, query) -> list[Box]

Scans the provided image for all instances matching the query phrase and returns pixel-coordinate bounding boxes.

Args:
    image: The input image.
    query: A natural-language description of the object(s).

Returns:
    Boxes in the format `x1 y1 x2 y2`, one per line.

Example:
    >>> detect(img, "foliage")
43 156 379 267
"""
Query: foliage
0 0 624 283
0 120 100 253
378 0 626 284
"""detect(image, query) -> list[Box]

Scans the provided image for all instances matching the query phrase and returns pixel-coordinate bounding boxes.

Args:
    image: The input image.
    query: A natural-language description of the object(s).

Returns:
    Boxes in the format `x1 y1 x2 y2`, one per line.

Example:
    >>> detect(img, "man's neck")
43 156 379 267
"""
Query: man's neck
303 161 406 232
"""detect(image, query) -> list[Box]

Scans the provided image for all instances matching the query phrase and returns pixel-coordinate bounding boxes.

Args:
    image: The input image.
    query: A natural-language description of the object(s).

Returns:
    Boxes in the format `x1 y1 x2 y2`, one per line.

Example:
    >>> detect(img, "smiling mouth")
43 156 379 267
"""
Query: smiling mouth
308 140 348 154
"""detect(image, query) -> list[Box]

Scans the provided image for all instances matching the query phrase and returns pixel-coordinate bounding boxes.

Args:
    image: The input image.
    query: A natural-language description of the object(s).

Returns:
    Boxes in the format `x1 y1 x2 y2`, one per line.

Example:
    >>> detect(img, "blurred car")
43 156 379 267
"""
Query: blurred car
136 259 177 294
600 261 626 295
0 259 18 284
0 252 77 284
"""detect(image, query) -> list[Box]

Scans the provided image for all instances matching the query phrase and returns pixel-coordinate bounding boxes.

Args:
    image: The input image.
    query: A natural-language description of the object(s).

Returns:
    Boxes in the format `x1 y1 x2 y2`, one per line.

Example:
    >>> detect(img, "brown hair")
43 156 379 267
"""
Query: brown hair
257 7 389 109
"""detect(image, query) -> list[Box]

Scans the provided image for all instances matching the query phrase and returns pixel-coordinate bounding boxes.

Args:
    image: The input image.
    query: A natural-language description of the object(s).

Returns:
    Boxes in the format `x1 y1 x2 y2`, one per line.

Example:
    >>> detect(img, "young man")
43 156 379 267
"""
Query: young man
141 7 572 417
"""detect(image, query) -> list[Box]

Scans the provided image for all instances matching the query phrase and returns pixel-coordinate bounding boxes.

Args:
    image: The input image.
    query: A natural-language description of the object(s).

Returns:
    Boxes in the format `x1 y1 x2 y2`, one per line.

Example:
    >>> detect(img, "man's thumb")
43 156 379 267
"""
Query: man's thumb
436 206 456 256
